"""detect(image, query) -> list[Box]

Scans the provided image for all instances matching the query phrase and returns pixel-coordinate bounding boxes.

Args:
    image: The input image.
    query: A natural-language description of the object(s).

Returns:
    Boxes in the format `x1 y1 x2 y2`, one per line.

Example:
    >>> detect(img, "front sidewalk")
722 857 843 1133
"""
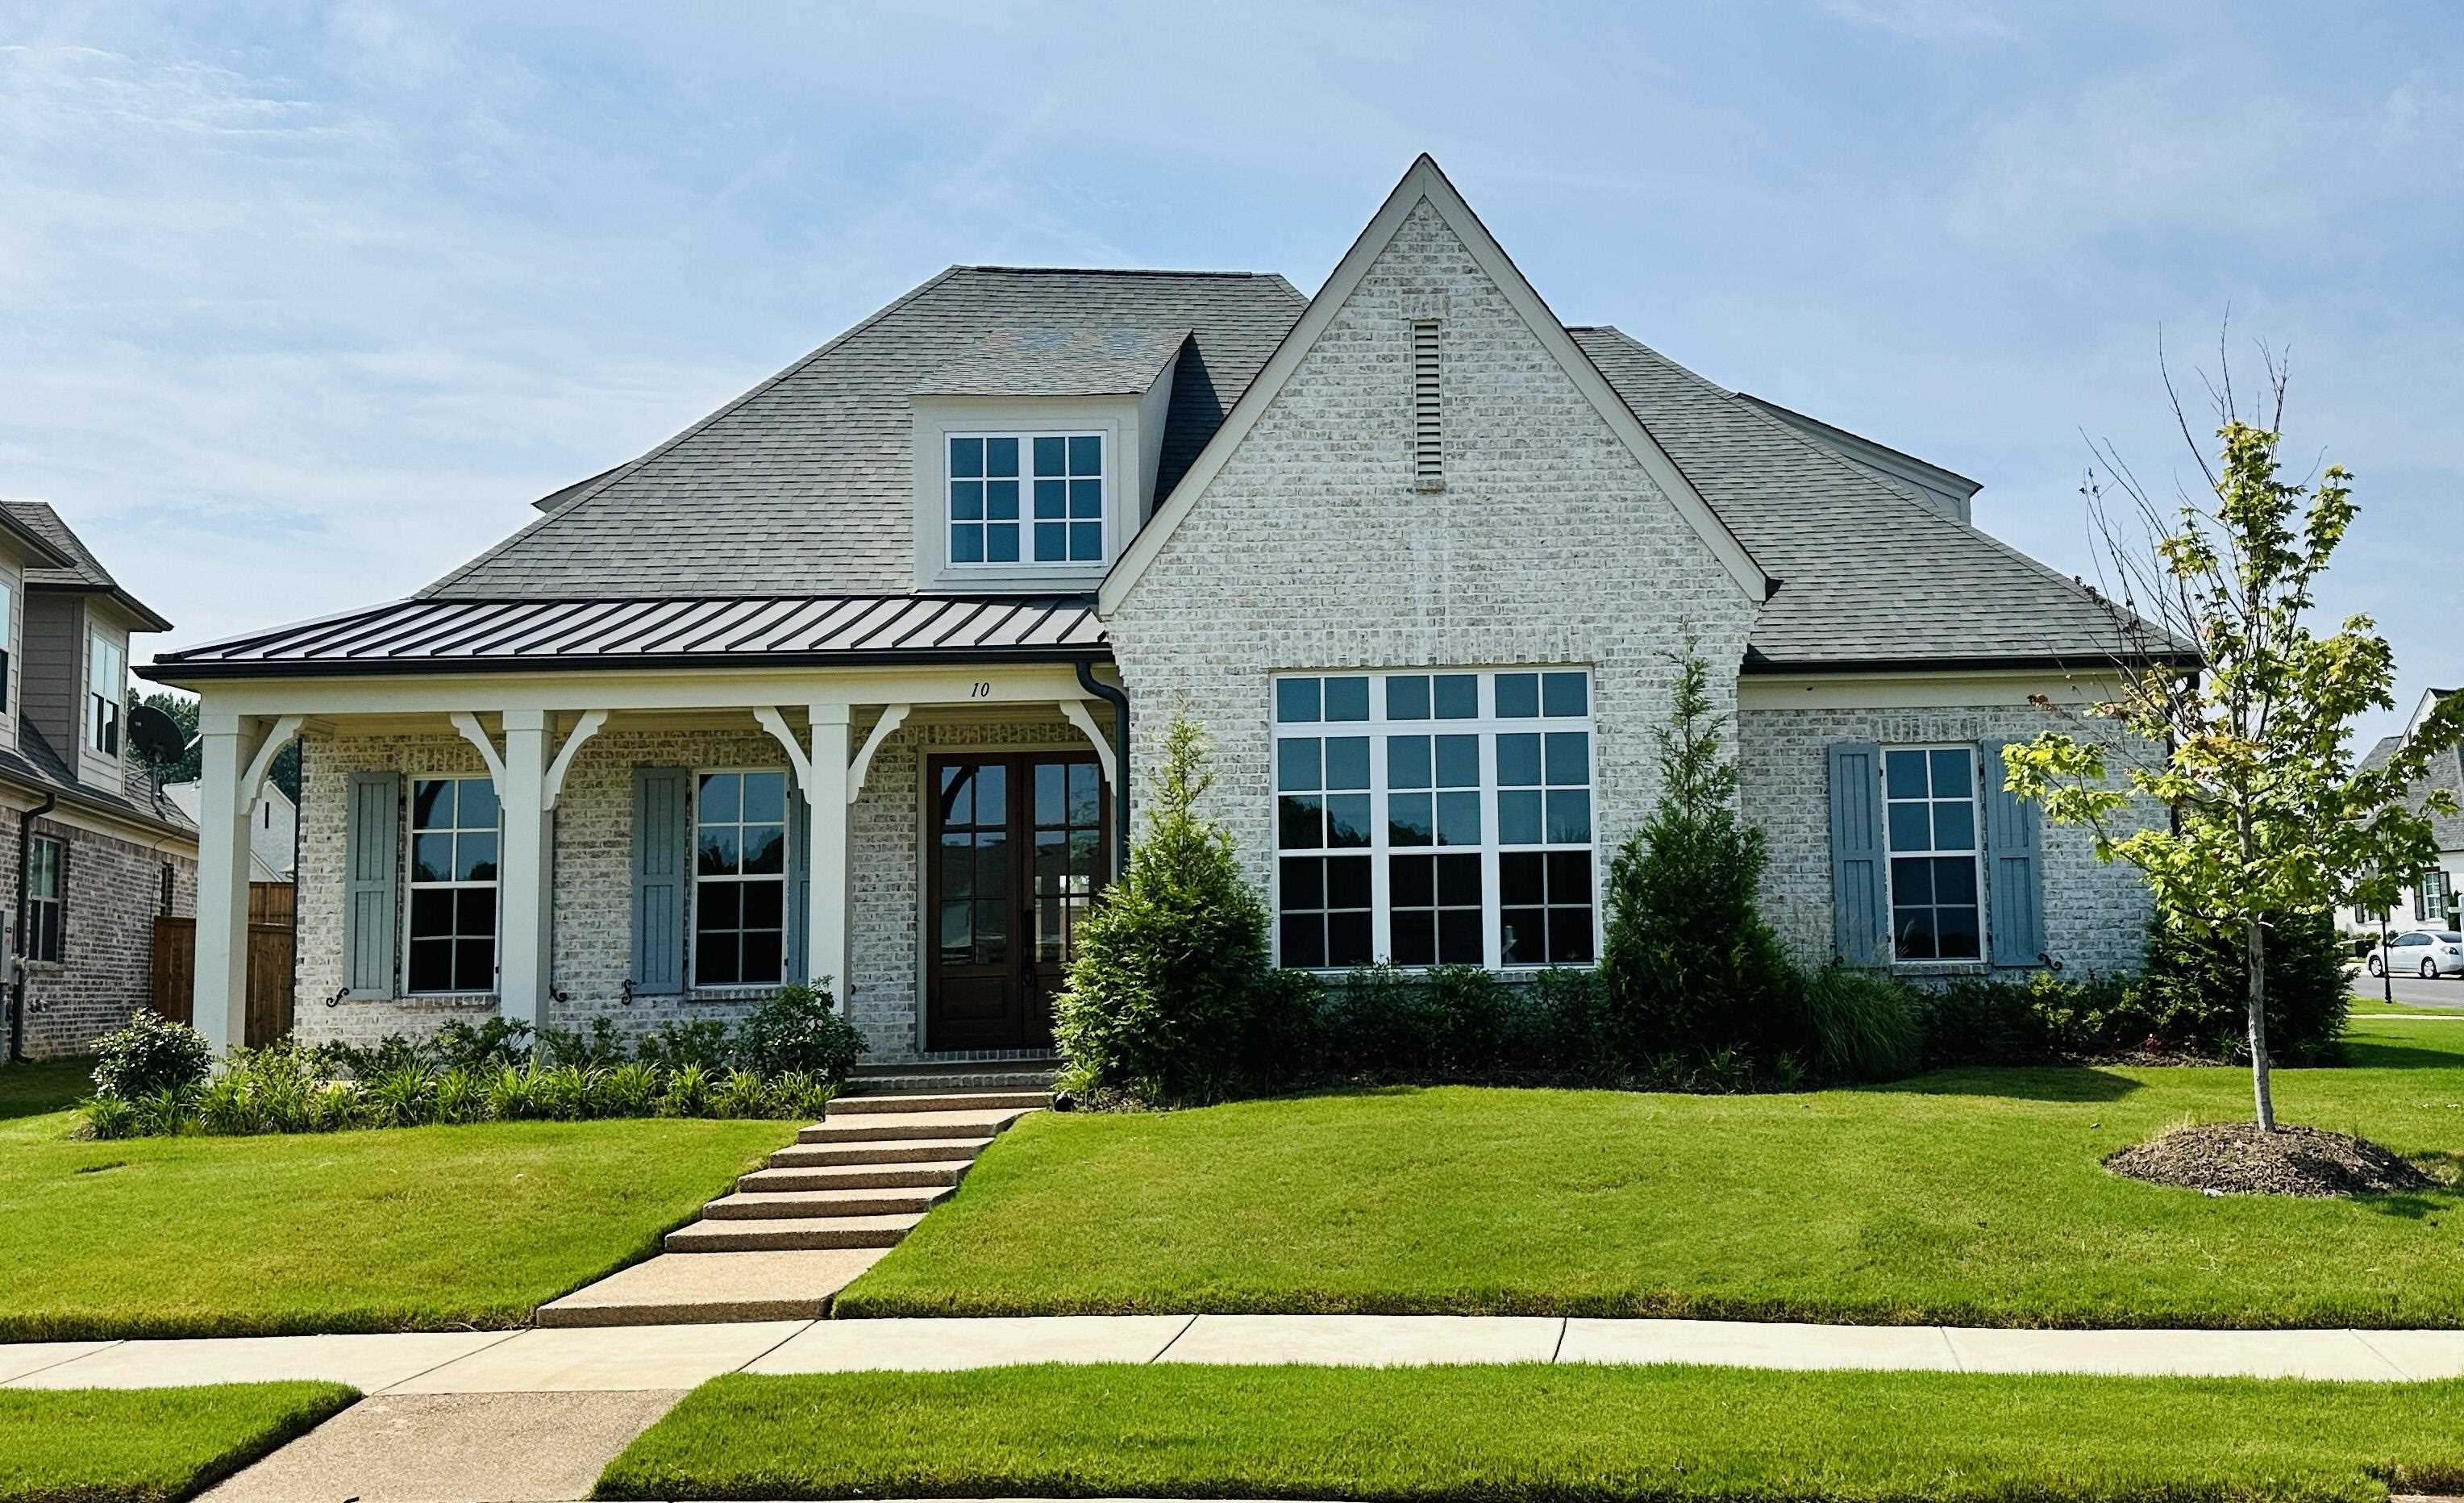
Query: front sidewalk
10 1314 2462 1391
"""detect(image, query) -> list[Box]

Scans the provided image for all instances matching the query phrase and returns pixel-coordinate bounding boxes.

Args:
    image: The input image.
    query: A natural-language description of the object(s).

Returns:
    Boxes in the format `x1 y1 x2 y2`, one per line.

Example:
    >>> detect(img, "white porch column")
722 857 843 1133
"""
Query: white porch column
192 714 258 1055
497 709 553 1031
807 703 851 1007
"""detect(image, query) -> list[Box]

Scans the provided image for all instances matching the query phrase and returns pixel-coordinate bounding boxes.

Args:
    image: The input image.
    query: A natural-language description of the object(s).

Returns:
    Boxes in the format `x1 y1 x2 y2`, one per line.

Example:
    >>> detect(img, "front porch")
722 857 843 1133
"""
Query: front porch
163 637 1125 1064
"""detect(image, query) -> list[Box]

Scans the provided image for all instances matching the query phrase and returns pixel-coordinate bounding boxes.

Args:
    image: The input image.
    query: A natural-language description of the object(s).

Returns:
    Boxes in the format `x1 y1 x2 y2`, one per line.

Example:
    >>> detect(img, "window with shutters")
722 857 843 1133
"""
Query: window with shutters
1882 747 1983 961
406 776 498 993
694 769 789 988
1410 319 1442 490
2417 869 2452 923
1273 668 1594 971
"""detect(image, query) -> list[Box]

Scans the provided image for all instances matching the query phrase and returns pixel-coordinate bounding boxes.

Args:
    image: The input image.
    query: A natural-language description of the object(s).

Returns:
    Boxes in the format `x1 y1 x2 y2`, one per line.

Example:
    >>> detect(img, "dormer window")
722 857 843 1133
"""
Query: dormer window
86 631 123 756
948 433 1105 567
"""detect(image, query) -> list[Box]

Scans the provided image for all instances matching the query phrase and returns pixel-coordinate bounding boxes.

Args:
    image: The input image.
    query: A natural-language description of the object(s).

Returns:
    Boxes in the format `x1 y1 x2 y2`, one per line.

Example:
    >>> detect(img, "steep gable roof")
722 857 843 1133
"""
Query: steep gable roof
2 501 173 631
427 269 1302 600
1102 155 1769 614
1571 329 2174 670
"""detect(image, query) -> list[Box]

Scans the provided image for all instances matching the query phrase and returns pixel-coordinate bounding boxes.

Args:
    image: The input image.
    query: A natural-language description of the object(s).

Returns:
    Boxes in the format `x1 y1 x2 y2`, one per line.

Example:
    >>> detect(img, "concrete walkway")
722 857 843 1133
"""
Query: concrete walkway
10 1314 2464 1391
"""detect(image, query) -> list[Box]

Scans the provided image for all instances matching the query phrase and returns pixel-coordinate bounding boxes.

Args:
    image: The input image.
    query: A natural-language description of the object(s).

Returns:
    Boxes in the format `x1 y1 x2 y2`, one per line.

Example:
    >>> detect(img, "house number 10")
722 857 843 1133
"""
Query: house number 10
968 681 993 698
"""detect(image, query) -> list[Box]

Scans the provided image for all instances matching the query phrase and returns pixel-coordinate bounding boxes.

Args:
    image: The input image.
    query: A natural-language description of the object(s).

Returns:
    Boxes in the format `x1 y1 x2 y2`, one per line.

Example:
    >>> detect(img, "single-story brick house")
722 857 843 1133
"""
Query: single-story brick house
0 502 198 1058
145 157 2174 1064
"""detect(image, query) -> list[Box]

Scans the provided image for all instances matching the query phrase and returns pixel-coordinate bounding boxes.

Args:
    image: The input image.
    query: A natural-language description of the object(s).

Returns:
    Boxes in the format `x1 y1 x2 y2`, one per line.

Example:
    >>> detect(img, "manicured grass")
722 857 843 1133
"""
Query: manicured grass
596 1364 2464 1503
840 1019 2464 1327
0 1381 356 1502
0 1072 796 1339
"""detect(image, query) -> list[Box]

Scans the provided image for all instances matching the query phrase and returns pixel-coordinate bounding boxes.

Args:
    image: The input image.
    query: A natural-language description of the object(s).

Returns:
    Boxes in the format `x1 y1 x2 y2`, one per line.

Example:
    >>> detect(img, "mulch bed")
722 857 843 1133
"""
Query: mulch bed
2106 1122 2437 1197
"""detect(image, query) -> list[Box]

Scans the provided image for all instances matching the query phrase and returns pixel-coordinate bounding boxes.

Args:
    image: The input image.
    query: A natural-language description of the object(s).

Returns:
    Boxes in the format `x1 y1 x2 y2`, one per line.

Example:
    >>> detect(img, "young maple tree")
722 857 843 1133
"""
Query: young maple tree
2005 351 2464 1130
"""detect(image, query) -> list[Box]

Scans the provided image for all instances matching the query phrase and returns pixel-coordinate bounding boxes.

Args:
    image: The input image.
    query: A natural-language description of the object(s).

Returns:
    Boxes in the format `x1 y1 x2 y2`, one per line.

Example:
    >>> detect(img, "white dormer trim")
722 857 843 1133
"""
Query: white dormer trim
1101 154 1771 616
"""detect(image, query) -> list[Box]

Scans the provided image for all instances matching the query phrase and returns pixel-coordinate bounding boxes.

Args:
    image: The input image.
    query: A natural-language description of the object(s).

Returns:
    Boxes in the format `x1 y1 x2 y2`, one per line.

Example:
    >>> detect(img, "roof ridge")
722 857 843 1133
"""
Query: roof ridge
419 264 976 599
952 264 1281 279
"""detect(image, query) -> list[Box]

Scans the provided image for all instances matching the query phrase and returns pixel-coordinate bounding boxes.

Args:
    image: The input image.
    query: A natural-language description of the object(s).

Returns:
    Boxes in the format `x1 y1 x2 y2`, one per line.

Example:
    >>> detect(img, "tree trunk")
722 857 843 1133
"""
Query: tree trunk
2245 917 2276 1131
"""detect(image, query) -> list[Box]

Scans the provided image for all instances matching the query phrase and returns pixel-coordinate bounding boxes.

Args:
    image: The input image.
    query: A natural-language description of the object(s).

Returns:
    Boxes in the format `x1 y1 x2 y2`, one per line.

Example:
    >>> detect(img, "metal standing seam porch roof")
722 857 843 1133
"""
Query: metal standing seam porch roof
145 593 1107 680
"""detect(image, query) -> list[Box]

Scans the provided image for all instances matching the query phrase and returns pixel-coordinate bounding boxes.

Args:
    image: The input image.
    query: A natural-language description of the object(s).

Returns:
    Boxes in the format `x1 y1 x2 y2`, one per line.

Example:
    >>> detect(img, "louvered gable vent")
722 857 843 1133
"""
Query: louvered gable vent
1410 319 1442 490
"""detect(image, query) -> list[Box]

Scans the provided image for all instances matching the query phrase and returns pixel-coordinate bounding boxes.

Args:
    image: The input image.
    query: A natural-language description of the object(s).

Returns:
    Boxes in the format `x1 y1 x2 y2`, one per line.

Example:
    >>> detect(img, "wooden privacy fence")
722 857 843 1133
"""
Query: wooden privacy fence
150 883 296 1047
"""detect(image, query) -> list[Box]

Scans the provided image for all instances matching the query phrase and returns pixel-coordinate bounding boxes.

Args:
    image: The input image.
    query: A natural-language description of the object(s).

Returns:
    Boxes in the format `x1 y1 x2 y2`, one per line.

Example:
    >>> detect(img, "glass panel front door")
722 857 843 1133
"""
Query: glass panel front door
926 752 1107 1051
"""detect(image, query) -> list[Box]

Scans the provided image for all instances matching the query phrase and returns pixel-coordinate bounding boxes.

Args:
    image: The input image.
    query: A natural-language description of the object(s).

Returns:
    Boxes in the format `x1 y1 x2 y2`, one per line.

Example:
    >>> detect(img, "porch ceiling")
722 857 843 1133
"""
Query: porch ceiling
144 593 1107 681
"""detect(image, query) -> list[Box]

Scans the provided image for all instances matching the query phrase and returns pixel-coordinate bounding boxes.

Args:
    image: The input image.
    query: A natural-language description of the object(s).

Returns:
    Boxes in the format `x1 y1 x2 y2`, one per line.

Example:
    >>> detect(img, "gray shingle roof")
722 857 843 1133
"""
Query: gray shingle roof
916 327 1188 397
3 501 172 630
1571 328 2176 668
426 269 1304 600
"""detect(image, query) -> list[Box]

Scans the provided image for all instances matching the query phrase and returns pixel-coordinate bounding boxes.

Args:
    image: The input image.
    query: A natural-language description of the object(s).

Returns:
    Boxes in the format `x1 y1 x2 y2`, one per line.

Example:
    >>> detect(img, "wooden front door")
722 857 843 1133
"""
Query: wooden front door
926 752 1109 1051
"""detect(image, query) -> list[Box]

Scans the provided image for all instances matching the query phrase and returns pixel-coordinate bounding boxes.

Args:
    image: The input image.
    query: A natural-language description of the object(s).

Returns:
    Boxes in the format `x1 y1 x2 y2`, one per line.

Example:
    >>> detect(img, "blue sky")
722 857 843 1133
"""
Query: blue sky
3 2 2458 743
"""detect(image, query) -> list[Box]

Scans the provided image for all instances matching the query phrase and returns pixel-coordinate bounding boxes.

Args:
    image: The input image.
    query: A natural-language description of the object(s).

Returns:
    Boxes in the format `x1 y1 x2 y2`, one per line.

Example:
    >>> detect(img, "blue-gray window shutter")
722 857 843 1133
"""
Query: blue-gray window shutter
343 771 400 996
632 768 690 994
1827 741 1888 966
785 790 812 985
1981 741 2046 967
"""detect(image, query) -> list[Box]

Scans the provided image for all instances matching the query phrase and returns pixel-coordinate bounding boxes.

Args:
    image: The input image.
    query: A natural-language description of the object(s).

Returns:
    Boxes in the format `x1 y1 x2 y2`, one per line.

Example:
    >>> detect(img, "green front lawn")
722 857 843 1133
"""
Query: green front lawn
0 1382 356 1502
596 1364 2464 1503
839 1018 2464 1327
0 1061 794 1339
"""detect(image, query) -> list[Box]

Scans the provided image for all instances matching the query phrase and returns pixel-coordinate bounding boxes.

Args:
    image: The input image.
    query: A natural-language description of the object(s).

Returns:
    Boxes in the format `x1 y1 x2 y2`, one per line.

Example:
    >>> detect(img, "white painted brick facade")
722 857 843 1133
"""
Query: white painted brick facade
1106 198 1761 906
1739 702 2158 976
294 708 1108 1062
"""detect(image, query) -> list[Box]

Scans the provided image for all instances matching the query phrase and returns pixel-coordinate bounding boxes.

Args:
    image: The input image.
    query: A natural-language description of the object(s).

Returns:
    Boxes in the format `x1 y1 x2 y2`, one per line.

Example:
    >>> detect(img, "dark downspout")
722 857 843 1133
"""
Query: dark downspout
1075 660 1130 875
12 791 56 1064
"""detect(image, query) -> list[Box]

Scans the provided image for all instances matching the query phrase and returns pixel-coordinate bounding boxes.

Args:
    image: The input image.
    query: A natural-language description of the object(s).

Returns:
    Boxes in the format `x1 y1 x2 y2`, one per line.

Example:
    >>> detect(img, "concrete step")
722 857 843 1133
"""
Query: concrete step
848 1068 1058 1093
666 1213 924 1253
767 1135 995 1168
739 1159 975 1193
797 1107 1035 1144
535 1248 889 1327
702 1185 953 1219
829 1089 1053 1116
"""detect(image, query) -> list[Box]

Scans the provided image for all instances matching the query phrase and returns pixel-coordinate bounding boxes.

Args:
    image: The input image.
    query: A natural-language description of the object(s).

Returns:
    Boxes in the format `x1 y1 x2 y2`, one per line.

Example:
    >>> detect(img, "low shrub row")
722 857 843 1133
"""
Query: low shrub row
77 984 868 1140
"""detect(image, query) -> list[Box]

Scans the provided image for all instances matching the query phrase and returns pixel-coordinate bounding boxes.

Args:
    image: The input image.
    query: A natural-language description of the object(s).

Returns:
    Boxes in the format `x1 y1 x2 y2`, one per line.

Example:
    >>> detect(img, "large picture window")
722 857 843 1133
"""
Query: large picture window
695 769 789 988
948 433 1103 567
1272 668 1594 971
407 776 498 993
1883 746 1982 961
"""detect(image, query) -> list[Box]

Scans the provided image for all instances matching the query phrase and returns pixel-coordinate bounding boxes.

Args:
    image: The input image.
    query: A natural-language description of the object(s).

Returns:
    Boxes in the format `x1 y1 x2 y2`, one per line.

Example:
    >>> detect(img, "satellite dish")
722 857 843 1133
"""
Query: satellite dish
127 705 187 768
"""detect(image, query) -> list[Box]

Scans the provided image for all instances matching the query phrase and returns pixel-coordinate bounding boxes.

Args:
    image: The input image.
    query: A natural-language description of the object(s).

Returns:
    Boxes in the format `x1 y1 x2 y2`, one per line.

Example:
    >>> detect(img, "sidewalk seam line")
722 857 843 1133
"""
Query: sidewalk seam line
374 1329 529 1394
1150 1314 1198 1363
1936 1326 1964 1373
0 1337 128 1388
1550 1318 1568 1363
735 1318 821 1376
2349 1329 2411 1380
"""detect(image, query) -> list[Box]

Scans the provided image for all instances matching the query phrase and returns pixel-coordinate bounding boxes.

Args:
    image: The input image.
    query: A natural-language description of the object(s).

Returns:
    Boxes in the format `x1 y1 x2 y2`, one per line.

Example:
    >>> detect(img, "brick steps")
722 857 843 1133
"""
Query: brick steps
543 1085 1044 1322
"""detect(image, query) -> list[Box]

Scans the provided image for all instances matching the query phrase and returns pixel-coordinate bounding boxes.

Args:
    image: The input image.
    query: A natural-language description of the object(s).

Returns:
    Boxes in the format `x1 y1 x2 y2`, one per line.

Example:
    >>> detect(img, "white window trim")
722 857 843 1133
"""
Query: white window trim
1269 667 1598 974
402 772 501 998
690 766 793 993
85 630 124 758
944 430 1108 571
1879 743 1990 967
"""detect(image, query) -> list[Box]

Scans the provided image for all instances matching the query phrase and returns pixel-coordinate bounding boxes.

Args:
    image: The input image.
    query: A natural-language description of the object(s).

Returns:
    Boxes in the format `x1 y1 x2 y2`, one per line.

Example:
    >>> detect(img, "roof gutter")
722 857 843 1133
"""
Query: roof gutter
139 641 1116 685
1739 650 2201 676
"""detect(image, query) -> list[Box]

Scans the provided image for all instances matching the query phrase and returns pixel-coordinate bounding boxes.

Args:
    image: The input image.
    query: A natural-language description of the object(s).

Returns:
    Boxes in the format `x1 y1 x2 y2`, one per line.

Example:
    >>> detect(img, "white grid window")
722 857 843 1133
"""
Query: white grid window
407 776 498 993
86 632 123 756
1272 668 1595 971
948 433 1104 567
1883 746 1983 962
696 770 789 988
2417 870 2452 923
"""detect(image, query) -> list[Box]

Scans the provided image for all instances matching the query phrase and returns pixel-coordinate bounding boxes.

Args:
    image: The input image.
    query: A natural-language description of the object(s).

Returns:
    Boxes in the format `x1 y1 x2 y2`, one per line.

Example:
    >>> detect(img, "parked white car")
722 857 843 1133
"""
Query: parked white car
2367 930 2464 979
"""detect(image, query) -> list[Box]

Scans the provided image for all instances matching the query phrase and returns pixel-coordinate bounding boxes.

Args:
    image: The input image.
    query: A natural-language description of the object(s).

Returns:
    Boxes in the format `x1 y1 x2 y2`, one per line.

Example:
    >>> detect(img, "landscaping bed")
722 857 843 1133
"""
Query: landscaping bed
0 1381 356 1502
2108 1122 2437 1197
595 1363 2464 1502
838 1019 2464 1327
0 1060 794 1339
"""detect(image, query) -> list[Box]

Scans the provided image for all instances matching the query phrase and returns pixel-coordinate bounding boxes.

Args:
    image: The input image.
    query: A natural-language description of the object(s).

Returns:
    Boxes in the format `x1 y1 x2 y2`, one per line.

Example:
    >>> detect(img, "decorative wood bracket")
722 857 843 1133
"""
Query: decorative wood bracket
542 710 610 811
846 705 910 804
240 715 303 815
448 712 507 786
1057 698 1116 788
752 706 817 791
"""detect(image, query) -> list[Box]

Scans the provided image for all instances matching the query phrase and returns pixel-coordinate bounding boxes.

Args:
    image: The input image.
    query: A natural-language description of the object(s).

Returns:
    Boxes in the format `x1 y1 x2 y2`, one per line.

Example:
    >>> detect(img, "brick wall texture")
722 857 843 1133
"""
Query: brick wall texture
8 816 197 1059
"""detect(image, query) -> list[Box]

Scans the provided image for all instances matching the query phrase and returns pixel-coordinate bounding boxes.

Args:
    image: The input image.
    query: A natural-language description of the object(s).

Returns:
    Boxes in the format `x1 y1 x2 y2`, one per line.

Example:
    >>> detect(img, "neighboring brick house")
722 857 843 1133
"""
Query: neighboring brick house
0 502 198 1060
2336 688 2464 939
147 156 2179 1064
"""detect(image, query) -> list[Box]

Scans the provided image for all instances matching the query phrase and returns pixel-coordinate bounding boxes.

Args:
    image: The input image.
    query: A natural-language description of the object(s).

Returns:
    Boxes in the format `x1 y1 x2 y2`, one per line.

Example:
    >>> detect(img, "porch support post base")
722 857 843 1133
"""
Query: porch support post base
806 704 851 1007
497 709 553 1032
